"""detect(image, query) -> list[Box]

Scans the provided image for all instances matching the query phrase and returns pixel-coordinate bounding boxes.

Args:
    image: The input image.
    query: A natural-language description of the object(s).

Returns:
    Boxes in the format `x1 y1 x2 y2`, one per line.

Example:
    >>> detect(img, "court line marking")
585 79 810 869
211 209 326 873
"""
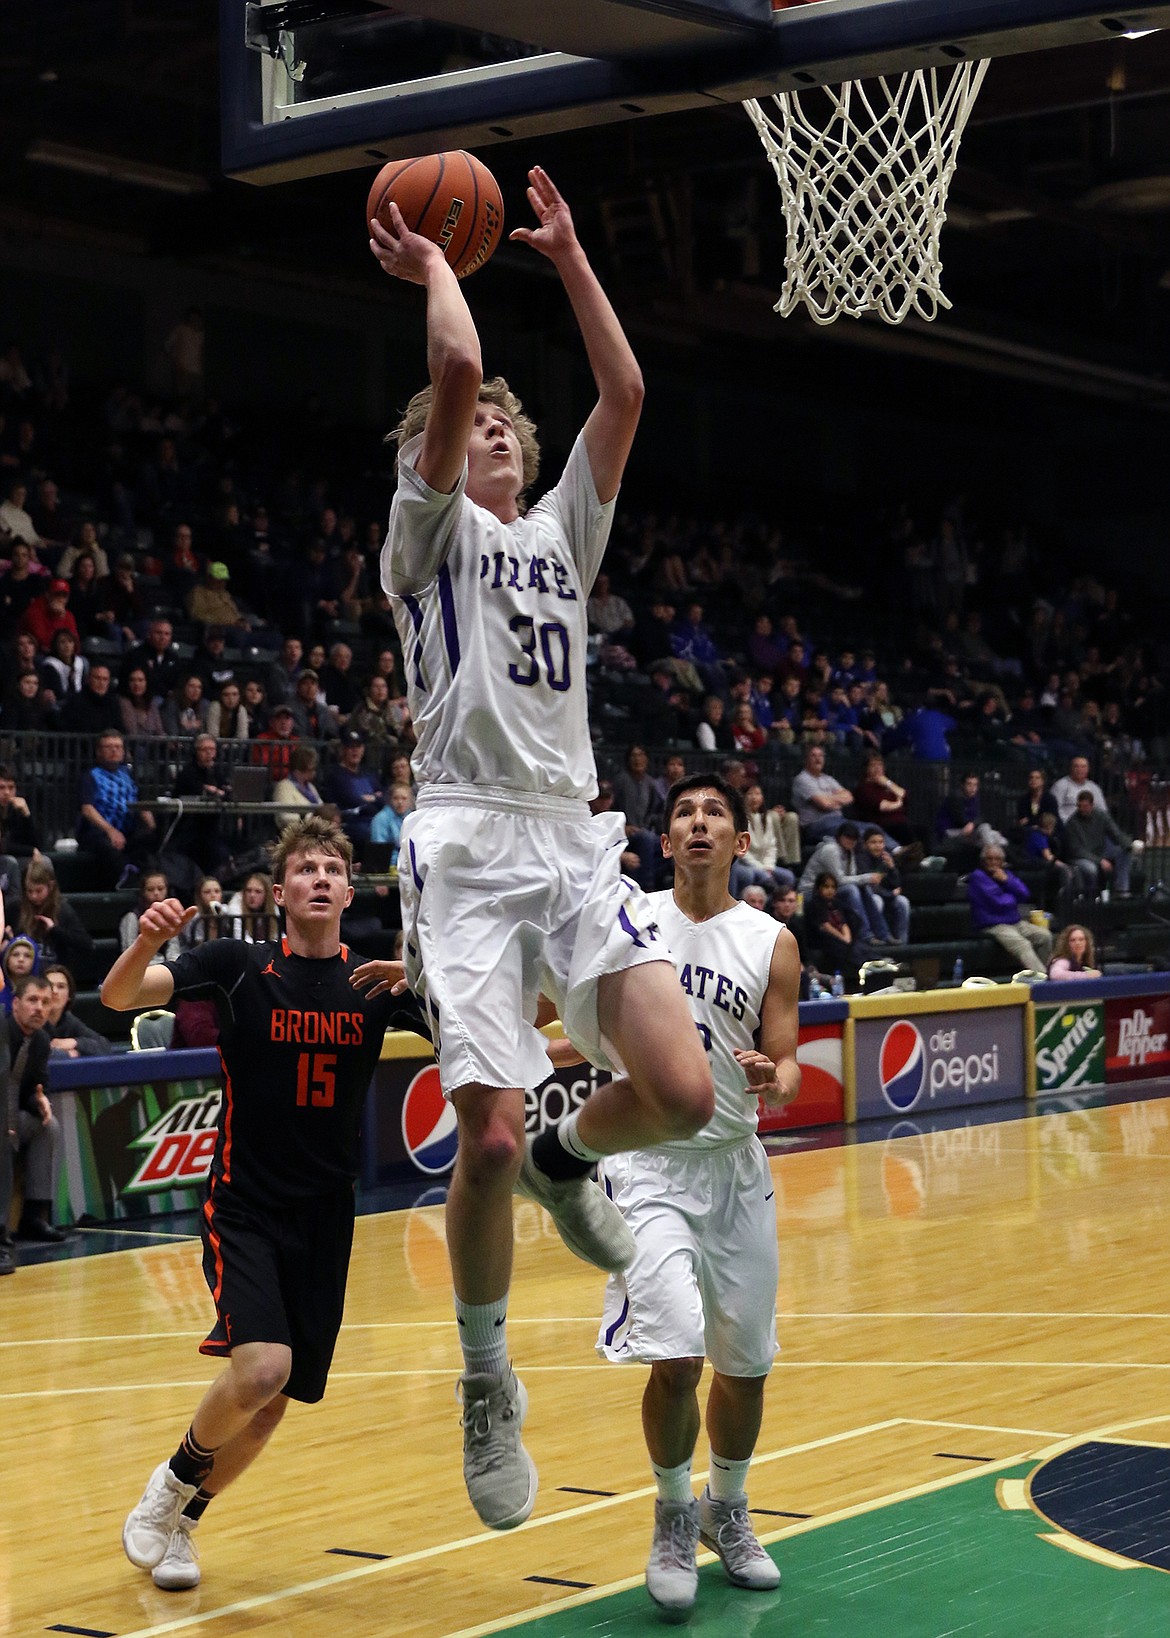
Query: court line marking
906 1416 1070 1439
8 1310 1169 1351
441 1442 1047 1638
12 1358 1170 1402
105 1419 906 1638
73 1226 200 1242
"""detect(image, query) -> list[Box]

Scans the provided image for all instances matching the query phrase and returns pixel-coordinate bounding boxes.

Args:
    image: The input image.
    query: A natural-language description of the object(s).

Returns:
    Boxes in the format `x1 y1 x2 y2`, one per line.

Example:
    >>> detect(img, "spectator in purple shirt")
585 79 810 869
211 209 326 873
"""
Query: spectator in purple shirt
967 843 1052 974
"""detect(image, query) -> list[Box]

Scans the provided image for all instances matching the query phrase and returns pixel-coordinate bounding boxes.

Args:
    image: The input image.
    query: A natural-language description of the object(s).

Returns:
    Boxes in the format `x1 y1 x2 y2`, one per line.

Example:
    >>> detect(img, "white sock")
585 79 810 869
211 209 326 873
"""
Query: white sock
454 1295 509 1379
652 1458 695 1505
558 1108 605 1165
708 1452 752 1503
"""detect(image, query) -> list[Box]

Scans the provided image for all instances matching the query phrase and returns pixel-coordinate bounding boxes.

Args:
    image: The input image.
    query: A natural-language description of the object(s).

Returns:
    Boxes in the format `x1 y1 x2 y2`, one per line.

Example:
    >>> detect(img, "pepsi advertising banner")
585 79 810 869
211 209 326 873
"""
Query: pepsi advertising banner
853 1007 1026 1120
369 1055 612 1184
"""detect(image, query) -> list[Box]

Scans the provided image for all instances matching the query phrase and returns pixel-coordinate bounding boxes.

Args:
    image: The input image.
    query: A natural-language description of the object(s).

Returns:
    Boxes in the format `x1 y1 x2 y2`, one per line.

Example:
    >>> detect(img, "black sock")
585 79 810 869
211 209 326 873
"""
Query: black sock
23 1198 49 1224
530 1125 594 1182
183 1486 214 1523
169 1427 217 1488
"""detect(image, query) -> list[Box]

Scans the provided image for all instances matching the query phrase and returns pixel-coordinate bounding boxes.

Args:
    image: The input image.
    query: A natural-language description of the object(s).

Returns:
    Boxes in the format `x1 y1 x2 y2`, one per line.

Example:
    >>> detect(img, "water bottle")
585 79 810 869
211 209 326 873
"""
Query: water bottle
831 971 844 998
808 973 823 1001
952 956 964 984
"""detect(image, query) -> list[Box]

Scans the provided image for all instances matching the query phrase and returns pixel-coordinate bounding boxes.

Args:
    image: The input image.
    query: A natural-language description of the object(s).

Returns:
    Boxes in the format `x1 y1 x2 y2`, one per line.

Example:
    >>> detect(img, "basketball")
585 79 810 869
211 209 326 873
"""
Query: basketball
367 151 504 280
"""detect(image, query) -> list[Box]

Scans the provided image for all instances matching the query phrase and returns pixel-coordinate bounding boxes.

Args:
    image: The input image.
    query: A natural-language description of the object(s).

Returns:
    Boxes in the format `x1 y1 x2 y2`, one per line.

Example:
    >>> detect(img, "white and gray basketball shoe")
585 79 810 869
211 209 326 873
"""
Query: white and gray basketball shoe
152 1518 201 1590
123 1463 198 1570
698 1488 781 1590
646 1497 700 1614
459 1367 538 1530
515 1137 635 1272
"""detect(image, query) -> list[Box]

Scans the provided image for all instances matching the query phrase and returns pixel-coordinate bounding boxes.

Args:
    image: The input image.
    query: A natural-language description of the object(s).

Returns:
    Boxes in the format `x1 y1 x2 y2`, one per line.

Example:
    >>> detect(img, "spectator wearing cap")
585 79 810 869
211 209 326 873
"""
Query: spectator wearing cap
186 559 249 631
20 577 77 654
251 700 298 782
289 668 340 741
191 625 236 695
97 553 147 646
321 729 382 847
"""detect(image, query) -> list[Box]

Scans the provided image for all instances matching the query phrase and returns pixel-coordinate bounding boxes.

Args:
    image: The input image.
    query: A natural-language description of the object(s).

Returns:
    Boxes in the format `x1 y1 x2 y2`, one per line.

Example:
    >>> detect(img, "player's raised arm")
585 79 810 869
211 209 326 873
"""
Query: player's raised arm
370 202 482 497
101 898 195 1011
510 167 643 504
740 928 802 1108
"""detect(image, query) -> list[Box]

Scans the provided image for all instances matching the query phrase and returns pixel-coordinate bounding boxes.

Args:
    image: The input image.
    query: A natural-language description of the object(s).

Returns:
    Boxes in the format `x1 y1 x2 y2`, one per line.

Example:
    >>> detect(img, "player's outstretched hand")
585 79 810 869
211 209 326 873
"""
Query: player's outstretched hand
369 203 447 285
351 959 408 999
138 898 198 950
509 167 579 265
735 1048 798 1109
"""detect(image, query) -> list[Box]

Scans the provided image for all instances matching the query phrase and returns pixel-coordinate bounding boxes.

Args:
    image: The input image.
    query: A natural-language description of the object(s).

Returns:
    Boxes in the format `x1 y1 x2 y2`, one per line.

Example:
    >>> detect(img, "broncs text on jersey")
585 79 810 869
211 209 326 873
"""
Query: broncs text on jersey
270 1009 365 1046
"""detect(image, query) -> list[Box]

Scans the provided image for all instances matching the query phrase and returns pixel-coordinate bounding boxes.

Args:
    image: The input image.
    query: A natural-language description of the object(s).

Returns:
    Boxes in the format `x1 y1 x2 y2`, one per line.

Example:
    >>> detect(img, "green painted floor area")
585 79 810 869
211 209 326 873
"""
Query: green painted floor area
506 1465 1166 1637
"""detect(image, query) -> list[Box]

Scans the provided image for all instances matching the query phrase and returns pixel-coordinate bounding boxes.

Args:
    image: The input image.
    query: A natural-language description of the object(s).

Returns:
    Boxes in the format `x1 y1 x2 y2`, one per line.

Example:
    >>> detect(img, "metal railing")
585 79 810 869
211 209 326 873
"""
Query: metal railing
0 731 340 848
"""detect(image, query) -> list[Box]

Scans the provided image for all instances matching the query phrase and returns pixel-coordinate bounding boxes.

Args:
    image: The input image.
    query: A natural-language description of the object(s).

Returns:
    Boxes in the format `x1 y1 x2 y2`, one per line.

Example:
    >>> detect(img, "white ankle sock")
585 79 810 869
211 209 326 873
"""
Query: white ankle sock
708 1452 751 1503
455 1295 509 1378
652 1458 695 1505
558 1108 605 1165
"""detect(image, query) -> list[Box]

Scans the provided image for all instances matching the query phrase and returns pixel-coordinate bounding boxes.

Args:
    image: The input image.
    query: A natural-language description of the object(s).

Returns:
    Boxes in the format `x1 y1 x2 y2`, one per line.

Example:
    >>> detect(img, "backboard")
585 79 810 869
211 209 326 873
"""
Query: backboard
222 0 1170 183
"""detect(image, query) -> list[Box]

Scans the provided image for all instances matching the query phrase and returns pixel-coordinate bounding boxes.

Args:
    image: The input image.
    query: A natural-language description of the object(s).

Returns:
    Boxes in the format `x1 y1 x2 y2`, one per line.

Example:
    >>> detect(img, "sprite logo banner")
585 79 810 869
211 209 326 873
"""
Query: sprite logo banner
1034 1003 1105 1092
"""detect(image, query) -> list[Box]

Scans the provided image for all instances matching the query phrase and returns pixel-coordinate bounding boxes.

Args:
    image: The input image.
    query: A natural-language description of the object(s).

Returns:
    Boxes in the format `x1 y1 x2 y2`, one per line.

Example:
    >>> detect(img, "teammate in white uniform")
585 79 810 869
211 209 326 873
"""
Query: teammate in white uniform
552 772 800 1614
369 169 714 1533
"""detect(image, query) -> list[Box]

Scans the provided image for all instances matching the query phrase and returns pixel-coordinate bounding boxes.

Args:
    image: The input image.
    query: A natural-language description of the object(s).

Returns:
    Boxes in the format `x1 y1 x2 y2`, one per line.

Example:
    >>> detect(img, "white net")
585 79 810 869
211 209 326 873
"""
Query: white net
745 61 989 325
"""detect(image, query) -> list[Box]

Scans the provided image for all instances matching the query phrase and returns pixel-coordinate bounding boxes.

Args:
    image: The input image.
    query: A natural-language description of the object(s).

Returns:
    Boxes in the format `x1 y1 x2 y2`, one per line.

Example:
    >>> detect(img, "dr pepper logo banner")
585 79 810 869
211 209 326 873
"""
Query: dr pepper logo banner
1105 996 1170 1082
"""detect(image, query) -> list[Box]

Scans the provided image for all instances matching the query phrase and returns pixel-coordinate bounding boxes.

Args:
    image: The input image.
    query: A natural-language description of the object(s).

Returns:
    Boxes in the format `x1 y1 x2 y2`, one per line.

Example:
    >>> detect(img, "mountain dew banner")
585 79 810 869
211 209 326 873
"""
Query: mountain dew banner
1033 1002 1106 1093
49 1050 223 1224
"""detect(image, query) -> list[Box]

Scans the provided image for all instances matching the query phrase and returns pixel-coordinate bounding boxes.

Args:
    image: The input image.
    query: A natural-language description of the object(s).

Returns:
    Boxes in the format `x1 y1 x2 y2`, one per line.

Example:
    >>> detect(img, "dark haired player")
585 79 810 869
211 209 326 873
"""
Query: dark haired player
104 814 407 1591
550 774 800 1614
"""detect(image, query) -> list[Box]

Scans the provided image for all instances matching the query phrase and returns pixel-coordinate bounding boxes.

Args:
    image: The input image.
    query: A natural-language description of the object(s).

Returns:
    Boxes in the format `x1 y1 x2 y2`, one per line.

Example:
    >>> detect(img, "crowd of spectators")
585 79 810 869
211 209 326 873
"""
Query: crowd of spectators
0 337 1162 1008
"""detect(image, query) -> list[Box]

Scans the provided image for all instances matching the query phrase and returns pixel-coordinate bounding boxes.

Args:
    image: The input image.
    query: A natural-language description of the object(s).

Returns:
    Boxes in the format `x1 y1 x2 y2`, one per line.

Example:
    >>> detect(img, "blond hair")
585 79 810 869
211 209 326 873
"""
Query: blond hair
271 812 353 884
391 376 540 506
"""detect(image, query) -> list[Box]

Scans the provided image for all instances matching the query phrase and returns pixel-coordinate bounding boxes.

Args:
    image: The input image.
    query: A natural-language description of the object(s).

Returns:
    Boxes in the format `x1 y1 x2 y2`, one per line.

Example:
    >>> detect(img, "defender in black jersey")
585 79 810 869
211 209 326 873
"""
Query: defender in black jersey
105 815 406 1592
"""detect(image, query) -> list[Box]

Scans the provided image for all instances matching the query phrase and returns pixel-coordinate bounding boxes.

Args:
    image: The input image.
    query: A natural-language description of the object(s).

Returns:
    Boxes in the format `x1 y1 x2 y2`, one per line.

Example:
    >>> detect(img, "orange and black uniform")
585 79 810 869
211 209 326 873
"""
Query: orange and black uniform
165 936 399 1402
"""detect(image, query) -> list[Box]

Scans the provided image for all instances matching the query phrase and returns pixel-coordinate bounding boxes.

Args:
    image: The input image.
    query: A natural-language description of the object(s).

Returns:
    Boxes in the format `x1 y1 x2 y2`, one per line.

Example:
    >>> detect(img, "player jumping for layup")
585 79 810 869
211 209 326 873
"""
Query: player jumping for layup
105 815 405 1591
569 773 800 1613
369 168 714 1531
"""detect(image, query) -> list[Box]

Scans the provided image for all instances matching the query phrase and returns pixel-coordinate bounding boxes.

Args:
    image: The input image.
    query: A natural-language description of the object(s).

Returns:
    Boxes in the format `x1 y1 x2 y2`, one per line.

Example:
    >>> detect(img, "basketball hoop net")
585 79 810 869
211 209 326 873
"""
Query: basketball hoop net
745 60 989 325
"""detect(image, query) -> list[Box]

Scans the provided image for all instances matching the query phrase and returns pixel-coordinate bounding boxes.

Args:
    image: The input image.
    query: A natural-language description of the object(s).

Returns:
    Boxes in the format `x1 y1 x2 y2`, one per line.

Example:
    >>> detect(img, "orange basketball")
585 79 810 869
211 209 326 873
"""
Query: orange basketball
367 151 504 280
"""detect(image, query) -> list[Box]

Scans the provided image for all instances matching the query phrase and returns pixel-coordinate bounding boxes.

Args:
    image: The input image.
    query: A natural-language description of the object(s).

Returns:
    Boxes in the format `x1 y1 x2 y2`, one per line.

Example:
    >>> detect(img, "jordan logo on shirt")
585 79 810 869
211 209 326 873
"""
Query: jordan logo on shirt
261 960 282 979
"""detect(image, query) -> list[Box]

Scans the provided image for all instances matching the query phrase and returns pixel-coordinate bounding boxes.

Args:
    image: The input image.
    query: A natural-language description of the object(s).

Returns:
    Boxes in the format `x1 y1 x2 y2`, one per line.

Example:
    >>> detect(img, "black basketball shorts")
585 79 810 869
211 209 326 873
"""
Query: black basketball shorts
199 1183 355 1403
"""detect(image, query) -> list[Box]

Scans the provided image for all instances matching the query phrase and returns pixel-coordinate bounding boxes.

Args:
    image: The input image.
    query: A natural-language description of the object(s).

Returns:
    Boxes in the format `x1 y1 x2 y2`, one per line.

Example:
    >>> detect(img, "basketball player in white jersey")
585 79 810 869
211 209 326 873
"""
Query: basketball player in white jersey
550 772 800 1613
368 169 714 1533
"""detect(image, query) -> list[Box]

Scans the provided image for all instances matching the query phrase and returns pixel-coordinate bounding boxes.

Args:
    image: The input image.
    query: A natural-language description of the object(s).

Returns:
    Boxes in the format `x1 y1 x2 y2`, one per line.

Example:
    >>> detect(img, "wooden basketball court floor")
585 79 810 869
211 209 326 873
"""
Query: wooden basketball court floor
6 1093 1170 1638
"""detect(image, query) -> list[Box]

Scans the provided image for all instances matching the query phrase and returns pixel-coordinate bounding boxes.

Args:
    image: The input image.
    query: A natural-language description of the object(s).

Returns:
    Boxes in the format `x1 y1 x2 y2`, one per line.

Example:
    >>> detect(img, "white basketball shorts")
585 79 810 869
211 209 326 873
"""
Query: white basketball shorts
597 1138 779 1379
398 784 670 1097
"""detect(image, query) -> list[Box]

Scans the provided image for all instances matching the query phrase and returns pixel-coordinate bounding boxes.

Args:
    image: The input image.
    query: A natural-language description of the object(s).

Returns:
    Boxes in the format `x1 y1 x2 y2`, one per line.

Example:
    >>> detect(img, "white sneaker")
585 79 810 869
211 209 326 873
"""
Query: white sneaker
152 1517 201 1590
646 1498 699 1613
459 1368 538 1530
515 1137 635 1273
698 1488 781 1590
123 1463 198 1570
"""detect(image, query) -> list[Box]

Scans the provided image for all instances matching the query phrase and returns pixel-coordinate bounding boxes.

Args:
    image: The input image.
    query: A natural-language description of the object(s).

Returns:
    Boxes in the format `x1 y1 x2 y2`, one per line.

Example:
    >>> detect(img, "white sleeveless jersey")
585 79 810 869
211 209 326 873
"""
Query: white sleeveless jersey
381 430 614 801
650 892 782 1151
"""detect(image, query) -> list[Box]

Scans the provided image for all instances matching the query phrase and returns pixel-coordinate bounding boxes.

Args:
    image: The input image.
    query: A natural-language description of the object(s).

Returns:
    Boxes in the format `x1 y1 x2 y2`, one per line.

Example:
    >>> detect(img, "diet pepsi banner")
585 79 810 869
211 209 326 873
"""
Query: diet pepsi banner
853 1007 1026 1120
370 1055 611 1184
